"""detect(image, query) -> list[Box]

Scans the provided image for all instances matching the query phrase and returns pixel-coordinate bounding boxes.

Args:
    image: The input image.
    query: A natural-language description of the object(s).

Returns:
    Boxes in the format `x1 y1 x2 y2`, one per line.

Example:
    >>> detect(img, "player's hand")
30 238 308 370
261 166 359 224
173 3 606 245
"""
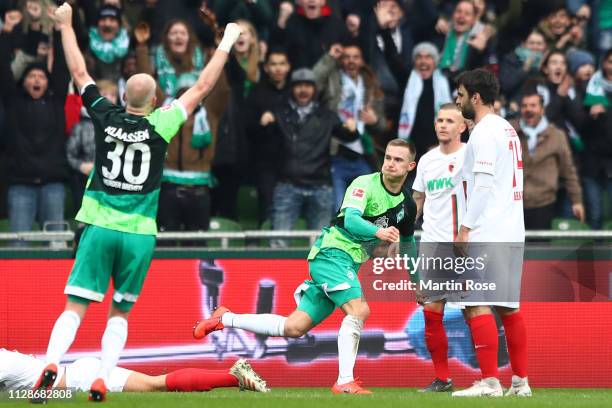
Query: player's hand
453 226 470 258
53 2 73 28
222 22 243 47
376 227 400 243
134 22 151 44
386 241 400 258
2 10 23 33
260 111 275 126
572 203 586 223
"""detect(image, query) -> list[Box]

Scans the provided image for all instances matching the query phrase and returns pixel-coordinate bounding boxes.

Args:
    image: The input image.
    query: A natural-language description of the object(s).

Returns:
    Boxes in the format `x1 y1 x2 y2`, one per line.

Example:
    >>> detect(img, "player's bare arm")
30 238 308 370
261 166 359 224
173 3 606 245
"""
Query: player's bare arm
178 23 243 116
412 191 425 221
53 3 93 91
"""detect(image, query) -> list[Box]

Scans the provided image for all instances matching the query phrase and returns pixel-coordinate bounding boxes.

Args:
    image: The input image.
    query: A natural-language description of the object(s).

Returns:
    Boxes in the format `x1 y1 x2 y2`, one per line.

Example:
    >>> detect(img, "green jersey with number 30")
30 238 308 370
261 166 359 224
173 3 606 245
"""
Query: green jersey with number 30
75 83 187 235
308 172 417 263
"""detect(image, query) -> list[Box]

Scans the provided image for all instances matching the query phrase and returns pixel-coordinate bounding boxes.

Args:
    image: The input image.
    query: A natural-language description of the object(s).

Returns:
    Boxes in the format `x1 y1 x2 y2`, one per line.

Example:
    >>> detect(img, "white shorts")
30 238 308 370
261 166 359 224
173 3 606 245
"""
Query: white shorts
456 243 523 309
64 358 133 392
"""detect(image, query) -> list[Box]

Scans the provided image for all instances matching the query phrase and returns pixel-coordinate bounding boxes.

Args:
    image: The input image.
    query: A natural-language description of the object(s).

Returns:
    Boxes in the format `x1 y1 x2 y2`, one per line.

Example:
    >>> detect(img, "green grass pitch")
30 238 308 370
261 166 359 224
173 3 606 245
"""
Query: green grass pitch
3 388 612 407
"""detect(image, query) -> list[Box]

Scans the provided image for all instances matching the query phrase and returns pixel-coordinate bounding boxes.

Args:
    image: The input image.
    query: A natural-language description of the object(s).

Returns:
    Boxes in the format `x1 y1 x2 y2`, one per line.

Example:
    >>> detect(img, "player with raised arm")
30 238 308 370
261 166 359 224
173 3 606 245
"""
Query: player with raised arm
412 103 467 392
1 348 268 394
452 69 530 397
31 3 242 403
194 139 417 394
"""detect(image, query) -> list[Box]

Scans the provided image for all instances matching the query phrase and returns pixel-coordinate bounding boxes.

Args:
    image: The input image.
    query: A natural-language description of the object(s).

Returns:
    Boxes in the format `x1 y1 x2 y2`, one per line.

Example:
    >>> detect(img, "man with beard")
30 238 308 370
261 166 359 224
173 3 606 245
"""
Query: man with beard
397 42 452 162
313 42 386 210
86 4 129 81
452 68 530 397
511 92 584 229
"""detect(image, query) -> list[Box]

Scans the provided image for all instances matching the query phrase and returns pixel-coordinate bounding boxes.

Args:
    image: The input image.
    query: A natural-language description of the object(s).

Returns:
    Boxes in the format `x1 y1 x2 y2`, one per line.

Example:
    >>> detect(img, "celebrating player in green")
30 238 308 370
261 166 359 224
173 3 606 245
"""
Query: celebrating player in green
32 3 243 403
194 139 417 394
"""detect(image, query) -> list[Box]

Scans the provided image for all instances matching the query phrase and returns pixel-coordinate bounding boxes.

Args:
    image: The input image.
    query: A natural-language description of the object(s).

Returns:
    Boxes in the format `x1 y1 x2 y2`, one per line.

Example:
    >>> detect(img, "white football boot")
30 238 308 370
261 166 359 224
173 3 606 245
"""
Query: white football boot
229 359 270 393
505 375 532 396
452 377 503 397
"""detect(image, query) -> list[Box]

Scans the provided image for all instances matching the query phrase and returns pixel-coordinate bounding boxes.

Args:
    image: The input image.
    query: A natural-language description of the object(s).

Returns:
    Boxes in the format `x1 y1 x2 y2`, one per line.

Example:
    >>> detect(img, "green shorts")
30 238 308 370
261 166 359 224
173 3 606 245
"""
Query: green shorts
295 248 363 325
65 225 156 312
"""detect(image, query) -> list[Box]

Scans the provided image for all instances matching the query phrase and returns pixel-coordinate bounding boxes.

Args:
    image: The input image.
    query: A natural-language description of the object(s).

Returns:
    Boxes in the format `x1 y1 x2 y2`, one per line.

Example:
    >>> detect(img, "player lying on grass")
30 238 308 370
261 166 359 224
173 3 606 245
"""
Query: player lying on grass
0 348 268 393
194 139 418 395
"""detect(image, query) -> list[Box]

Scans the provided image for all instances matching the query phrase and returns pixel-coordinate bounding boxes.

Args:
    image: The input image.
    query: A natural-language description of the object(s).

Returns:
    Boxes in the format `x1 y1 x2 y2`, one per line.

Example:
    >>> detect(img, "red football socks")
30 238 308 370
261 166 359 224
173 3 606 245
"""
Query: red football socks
501 311 528 378
165 368 239 392
424 310 449 381
468 314 499 379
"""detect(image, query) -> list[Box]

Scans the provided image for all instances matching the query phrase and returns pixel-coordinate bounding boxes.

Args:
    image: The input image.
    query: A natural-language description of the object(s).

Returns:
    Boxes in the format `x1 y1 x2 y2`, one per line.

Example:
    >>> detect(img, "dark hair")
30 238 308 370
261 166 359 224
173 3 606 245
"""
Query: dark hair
265 47 289 63
541 49 566 70
520 91 544 106
455 68 499 105
161 19 199 73
387 139 416 161
604 48 612 62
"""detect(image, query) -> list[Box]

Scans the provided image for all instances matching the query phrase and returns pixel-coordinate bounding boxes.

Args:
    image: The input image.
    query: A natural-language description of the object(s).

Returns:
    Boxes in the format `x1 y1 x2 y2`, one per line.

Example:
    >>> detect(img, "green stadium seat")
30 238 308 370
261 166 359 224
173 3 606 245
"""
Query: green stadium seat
208 217 244 247
552 218 590 231
551 217 591 245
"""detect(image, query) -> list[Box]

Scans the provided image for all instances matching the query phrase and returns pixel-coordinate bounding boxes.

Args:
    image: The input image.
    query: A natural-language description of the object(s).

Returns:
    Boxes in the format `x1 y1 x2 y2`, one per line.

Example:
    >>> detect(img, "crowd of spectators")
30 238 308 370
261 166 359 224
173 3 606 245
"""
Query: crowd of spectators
0 0 610 242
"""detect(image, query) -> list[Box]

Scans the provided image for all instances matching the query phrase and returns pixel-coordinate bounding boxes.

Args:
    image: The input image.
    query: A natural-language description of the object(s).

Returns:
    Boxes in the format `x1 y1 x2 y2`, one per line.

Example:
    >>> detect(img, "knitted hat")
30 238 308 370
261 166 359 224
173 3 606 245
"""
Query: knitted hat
567 49 595 75
97 5 122 24
412 42 440 66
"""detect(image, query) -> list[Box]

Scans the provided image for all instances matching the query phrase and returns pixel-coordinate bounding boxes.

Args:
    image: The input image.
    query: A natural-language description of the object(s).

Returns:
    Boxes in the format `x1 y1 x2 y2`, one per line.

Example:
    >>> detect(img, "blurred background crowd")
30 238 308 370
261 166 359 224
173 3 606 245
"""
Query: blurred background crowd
0 0 610 246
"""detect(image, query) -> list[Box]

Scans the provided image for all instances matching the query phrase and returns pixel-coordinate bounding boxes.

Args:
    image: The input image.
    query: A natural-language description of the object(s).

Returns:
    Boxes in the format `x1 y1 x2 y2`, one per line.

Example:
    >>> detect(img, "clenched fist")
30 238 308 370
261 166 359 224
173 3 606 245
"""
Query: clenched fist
53 2 73 28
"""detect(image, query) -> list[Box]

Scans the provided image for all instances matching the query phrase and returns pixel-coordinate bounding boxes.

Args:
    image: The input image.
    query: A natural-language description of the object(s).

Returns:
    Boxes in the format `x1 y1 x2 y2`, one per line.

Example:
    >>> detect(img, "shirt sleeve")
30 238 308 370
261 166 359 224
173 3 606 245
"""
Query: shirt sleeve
80 82 120 123
344 207 379 239
145 100 188 143
340 178 369 213
471 131 496 175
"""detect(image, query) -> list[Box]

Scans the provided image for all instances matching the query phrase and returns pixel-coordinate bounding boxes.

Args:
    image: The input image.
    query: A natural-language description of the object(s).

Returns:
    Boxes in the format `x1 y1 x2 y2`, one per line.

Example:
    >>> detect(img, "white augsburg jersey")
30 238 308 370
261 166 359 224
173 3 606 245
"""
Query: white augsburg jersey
413 144 467 242
0 349 131 392
462 113 525 242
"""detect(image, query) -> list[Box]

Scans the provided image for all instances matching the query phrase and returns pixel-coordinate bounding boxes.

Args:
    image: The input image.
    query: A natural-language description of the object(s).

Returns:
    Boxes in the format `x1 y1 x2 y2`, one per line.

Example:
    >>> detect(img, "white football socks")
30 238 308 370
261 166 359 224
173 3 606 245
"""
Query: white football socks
337 315 363 385
45 310 81 366
221 312 287 337
97 316 128 383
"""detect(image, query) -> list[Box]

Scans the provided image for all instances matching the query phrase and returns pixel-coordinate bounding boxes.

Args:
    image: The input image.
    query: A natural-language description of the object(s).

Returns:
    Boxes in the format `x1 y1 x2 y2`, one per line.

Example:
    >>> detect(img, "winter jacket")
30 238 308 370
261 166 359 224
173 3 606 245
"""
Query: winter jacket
266 101 359 187
0 30 70 185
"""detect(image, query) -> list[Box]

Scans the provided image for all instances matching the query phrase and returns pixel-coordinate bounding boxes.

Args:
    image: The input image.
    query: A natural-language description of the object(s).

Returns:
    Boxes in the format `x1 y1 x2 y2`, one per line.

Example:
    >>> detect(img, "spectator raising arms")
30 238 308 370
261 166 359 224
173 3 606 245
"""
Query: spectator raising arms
0 9 70 244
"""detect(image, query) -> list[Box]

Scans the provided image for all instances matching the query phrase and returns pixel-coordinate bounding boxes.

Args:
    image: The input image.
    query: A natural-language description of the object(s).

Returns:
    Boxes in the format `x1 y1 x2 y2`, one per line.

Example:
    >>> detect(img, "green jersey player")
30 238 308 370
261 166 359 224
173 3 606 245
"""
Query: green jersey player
32 3 243 403
194 139 417 394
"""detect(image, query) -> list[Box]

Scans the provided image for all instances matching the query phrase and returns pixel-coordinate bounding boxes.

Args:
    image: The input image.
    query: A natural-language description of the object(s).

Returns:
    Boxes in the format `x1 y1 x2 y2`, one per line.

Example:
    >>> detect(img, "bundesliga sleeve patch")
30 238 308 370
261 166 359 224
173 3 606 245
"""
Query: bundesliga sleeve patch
351 188 365 201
